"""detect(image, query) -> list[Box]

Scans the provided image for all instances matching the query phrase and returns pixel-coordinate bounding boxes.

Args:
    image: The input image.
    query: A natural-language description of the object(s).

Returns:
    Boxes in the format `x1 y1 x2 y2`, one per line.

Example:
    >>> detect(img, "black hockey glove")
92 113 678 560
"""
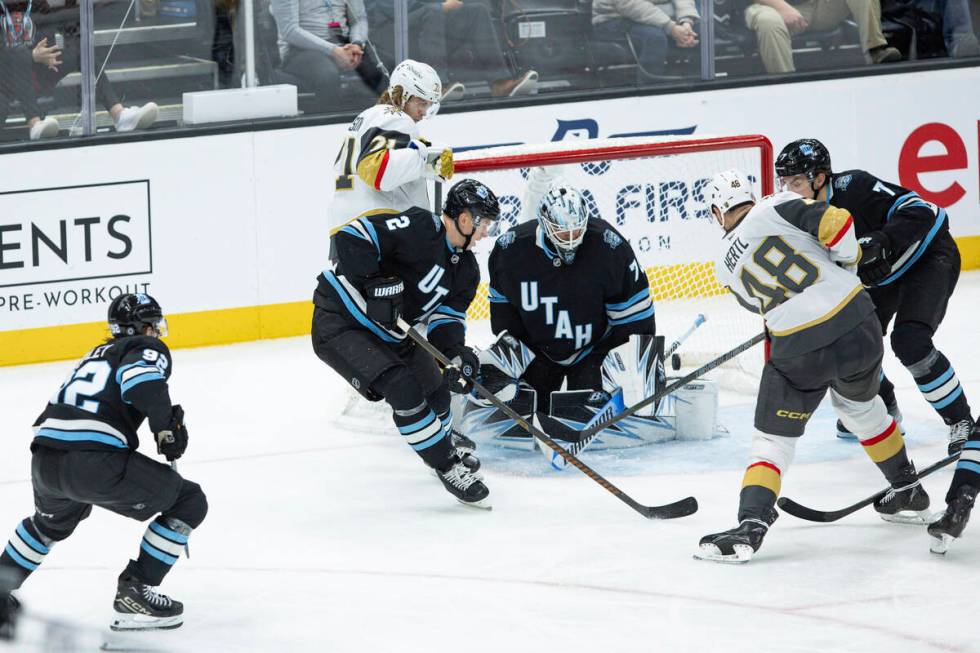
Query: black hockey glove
363 276 404 329
443 345 480 394
857 231 891 286
155 404 188 461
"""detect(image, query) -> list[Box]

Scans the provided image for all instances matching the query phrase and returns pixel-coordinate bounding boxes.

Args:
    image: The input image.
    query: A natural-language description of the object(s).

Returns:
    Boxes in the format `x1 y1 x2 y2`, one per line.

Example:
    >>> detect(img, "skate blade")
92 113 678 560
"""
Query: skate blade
457 496 492 511
109 612 183 632
692 543 753 564
929 533 955 555
879 509 933 525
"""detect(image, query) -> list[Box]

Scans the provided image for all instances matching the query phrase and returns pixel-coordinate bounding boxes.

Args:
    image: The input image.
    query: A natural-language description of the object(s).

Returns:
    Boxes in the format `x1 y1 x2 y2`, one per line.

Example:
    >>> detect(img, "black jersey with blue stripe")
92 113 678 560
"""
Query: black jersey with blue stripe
32 336 174 452
827 170 950 286
488 218 655 366
316 207 479 356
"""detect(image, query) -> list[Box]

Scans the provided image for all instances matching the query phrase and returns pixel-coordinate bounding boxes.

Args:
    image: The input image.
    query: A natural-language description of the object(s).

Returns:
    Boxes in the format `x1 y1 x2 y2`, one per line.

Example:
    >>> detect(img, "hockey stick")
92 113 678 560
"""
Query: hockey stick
397 318 697 519
169 461 191 558
665 314 706 359
546 331 763 470
580 331 766 441
776 452 960 523
547 314 707 470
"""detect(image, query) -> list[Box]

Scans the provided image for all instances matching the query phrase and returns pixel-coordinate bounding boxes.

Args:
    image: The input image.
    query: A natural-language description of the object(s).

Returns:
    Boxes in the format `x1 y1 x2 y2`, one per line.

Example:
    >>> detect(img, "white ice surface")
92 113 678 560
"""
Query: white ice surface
2 274 980 653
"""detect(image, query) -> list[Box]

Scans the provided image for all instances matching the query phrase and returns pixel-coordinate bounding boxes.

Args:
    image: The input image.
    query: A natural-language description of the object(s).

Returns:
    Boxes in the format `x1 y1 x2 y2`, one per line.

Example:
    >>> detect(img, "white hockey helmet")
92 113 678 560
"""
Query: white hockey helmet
387 59 442 118
537 186 588 264
707 169 756 228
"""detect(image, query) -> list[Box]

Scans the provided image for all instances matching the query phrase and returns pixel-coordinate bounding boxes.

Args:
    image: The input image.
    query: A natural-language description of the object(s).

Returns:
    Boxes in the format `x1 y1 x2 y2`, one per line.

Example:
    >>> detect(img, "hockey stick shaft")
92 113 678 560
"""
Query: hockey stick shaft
664 314 706 359
776 452 960 523
397 318 697 519
578 331 766 441
169 460 191 558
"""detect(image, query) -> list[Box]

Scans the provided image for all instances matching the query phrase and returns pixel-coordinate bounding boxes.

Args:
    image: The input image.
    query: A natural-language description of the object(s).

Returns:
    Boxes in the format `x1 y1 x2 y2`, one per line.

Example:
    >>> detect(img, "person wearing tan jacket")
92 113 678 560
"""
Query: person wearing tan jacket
745 0 901 73
592 0 700 82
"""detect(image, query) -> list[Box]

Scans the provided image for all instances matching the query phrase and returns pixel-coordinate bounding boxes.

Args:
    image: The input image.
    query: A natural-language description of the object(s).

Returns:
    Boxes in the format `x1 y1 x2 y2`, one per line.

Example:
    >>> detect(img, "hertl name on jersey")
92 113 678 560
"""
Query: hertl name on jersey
520 281 593 349
724 237 750 274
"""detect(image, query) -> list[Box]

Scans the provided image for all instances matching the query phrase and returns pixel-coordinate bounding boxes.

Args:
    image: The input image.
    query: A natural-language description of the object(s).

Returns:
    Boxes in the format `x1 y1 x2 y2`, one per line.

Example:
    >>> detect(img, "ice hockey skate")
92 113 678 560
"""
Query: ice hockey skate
874 478 931 524
928 484 977 554
437 456 491 509
695 510 777 564
110 575 184 631
947 417 974 455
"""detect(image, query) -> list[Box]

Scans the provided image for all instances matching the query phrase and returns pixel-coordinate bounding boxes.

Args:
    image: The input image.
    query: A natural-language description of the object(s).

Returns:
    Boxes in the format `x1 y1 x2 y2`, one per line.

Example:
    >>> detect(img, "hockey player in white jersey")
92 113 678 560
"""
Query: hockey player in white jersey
695 170 930 564
329 59 453 238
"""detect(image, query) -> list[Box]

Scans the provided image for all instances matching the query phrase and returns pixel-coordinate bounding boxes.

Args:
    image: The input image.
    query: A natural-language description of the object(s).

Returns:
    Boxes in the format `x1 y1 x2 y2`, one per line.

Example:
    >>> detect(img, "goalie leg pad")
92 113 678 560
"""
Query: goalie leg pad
456 382 538 450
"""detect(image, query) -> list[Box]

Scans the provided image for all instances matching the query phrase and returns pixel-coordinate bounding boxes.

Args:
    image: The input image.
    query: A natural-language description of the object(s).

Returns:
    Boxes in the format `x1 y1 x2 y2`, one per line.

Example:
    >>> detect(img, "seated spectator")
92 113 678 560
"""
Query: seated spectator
366 0 537 98
895 0 979 57
744 0 902 73
270 0 386 112
0 1 157 140
592 0 701 83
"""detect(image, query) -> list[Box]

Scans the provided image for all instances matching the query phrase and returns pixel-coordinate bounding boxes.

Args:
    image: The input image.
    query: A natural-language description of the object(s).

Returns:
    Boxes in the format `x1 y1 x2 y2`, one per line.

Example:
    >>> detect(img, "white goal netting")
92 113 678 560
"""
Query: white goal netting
453 134 774 388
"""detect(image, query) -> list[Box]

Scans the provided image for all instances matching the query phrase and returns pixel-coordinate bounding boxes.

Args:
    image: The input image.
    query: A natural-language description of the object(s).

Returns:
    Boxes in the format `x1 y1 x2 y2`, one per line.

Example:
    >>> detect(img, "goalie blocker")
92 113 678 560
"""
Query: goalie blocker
453 333 720 452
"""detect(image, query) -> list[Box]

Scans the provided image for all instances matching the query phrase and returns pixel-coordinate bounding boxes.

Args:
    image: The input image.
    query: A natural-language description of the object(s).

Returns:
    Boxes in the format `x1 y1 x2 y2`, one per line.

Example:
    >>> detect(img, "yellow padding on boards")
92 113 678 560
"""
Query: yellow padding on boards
0 301 313 367
741 461 782 494
860 424 906 463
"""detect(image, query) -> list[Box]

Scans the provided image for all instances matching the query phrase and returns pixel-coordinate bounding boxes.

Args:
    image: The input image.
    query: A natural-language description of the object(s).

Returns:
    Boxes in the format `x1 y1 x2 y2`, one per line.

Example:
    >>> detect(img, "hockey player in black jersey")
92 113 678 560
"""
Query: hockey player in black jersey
776 138 975 455
0 293 208 631
486 181 655 418
312 179 501 508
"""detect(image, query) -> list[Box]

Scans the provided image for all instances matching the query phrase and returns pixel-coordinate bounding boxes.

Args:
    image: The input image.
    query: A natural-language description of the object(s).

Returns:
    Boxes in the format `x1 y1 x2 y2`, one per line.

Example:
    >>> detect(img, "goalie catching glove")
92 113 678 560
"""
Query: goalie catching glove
155 404 188 461
443 345 479 394
364 276 405 328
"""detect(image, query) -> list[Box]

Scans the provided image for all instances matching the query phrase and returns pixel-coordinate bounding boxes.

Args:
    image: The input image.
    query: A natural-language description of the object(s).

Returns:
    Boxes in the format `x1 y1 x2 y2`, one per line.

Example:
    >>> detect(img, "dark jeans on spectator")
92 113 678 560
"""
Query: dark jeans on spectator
593 18 700 81
281 46 385 112
412 4 511 83
0 34 120 120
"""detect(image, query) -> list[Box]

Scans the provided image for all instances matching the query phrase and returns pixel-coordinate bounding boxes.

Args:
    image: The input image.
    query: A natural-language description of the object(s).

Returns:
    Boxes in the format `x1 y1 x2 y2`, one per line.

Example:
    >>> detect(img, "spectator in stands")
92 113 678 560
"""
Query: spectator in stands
898 0 979 57
592 0 701 83
271 0 386 112
0 0 158 140
745 0 902 73
366 0 537 98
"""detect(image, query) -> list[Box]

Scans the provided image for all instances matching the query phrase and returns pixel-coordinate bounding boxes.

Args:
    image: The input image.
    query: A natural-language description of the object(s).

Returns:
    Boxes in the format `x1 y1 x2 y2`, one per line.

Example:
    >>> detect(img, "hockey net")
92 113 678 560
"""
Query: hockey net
452 134 774 389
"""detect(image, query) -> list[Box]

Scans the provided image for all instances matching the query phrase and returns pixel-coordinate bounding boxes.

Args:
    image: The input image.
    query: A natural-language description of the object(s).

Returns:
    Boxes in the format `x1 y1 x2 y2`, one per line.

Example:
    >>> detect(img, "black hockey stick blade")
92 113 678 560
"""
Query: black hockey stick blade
396 319 697 520
777 452 960 523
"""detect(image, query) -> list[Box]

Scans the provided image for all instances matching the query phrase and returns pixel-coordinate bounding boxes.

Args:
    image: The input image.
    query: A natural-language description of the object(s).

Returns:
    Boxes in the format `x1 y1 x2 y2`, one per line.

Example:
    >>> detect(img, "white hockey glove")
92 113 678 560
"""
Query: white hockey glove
417 139 454 182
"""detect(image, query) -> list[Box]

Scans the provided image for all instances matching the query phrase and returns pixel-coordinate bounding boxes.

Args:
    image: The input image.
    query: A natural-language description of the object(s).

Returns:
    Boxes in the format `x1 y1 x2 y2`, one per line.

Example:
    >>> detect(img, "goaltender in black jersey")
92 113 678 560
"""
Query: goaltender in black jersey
487 168 655 409
312 179 501 508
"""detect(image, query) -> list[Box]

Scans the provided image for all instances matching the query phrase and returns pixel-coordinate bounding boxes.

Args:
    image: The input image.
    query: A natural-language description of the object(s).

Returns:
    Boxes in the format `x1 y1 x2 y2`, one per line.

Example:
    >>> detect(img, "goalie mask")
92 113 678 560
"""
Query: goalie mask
387 59 442 119
707 169 756 232
108 293 168 337
537 186 588 264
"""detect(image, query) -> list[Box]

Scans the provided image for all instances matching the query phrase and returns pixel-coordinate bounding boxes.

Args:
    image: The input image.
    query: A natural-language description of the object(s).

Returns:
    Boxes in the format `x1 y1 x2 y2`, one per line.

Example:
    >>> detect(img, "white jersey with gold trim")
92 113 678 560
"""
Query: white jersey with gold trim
715 191 875 357
329 104 432 234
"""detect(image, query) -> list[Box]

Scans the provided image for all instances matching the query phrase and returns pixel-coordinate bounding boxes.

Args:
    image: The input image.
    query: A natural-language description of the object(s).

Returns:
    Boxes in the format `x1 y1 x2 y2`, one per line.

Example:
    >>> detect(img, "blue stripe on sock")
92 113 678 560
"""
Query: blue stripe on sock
955 461 980 476
16 523 49 555
140 540 178 566
931 386 963 409
963 441 980 451
918 367 954 392
149 521 189 544
4 544 38 571
411 429 447 451
398 411 436 436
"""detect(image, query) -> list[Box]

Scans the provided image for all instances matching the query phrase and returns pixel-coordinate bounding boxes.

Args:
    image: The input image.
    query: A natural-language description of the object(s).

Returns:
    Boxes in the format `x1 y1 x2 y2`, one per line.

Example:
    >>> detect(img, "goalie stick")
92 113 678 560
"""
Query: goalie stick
546 314 707 471
397 318 697 520
777 452 960 523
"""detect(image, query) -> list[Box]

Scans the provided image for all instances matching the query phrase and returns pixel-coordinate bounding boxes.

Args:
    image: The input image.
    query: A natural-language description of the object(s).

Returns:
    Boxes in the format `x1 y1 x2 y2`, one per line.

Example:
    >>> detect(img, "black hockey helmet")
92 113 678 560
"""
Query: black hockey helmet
444 179 501 242
108 293 168 337
775 139 832 180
